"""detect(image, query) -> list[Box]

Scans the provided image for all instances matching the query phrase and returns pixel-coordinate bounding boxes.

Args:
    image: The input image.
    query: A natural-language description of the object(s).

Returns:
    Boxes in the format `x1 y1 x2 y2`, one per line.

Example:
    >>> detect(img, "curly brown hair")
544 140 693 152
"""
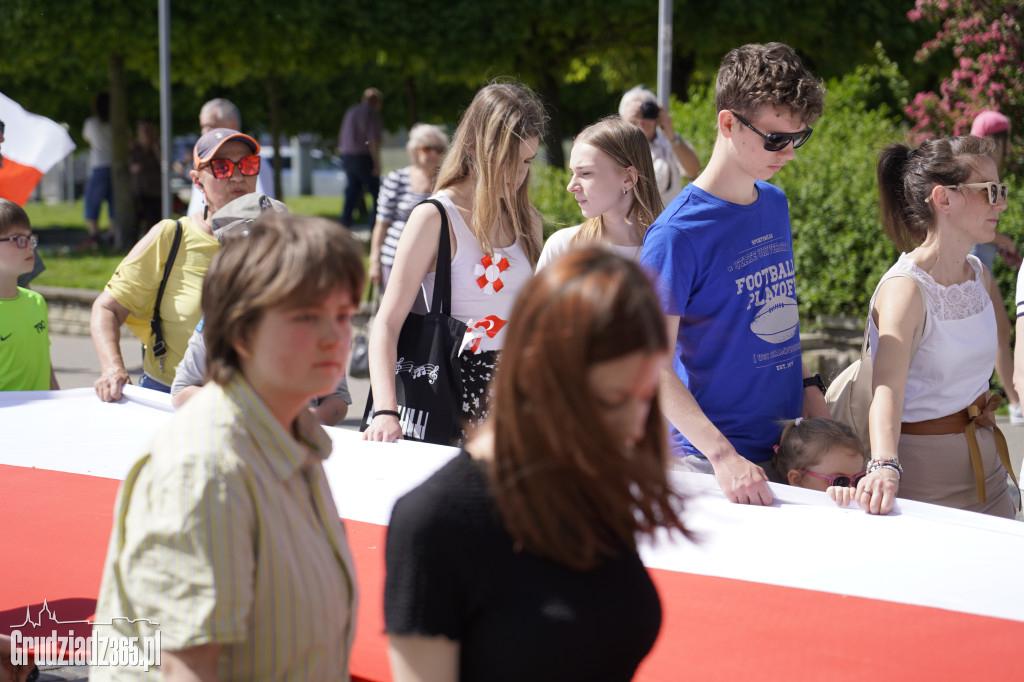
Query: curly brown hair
715 42 825 125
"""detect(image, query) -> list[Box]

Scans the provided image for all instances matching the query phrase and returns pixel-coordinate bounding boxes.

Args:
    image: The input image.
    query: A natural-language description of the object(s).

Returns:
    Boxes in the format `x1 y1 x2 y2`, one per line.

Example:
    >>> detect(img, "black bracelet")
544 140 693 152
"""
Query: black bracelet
803 373 826 395
373 409 401 420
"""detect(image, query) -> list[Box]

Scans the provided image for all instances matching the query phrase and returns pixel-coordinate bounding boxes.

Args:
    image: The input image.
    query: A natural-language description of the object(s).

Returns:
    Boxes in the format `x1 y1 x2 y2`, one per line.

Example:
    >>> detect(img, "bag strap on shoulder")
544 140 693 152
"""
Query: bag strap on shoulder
150 219 183 359
422 198 454 316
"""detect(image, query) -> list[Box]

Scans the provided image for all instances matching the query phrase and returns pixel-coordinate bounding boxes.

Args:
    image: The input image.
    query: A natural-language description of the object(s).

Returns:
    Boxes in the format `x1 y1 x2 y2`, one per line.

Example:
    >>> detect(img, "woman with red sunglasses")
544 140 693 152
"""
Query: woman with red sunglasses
863 136 1015 517
90 128 260 401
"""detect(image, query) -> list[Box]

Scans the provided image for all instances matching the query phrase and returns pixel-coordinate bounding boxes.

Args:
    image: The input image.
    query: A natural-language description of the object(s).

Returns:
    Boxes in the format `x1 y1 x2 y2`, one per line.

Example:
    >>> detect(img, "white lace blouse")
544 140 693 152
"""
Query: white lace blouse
868 252 995 421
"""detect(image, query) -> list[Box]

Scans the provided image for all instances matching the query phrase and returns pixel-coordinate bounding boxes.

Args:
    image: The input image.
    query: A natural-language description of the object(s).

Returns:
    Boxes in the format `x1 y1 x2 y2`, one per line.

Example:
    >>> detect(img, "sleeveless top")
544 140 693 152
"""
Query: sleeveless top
868 252 995 421
421 192 532 354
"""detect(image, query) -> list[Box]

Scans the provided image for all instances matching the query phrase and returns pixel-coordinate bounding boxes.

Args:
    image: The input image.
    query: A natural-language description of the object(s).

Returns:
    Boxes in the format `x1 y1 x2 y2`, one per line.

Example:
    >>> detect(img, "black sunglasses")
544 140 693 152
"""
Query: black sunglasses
798 470 867 488
732 111 813 152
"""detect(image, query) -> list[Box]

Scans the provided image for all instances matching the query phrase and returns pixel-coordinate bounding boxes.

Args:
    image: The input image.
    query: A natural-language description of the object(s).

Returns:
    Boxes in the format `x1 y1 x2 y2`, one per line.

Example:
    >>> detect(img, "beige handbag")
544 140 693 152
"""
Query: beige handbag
825 273 927 455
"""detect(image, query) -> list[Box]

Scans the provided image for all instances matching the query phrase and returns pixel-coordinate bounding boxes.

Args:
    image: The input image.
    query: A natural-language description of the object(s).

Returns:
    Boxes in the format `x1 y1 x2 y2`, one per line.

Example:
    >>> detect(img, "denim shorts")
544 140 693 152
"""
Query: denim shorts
139 373 171 393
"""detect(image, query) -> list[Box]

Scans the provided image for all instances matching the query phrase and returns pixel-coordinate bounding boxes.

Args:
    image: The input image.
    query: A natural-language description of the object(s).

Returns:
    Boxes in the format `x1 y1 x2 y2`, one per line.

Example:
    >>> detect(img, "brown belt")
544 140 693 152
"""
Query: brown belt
901 393 1018 506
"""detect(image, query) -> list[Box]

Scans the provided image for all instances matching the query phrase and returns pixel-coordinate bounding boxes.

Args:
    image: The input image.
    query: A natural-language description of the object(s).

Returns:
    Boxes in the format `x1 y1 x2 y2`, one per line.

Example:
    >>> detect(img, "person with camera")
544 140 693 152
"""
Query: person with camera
619 85 701 206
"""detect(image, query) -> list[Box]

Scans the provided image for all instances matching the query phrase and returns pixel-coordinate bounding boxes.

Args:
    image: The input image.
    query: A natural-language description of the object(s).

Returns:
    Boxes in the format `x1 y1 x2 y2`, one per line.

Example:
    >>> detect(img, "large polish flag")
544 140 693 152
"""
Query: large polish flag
2 388 1023 679
0 91 76 206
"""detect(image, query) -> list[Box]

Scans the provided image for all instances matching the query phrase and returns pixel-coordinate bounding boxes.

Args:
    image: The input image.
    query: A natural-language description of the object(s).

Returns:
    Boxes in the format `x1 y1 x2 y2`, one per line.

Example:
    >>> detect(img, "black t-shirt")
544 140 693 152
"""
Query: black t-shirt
384 450 662 681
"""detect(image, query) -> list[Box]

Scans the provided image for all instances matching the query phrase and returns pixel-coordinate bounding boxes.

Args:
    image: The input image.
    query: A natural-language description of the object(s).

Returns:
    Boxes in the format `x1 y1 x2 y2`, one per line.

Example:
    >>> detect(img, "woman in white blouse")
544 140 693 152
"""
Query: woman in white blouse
864 136 1015 518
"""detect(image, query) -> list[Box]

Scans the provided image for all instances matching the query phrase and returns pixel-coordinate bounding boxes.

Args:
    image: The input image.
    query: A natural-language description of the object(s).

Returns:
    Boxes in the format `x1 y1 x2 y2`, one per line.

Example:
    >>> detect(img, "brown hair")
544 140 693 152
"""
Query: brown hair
715 42 825 125
202 213 366 385
570 117 664 248
435 81 547 266
877 136 995 251
0 199 31 237
772 418 866 477
487 247 690 570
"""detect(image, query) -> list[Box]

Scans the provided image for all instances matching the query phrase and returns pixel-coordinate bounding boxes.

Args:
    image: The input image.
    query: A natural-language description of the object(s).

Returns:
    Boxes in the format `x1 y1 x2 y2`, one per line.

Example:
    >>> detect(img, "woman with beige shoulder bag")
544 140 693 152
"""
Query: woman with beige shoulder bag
861 136 1017 518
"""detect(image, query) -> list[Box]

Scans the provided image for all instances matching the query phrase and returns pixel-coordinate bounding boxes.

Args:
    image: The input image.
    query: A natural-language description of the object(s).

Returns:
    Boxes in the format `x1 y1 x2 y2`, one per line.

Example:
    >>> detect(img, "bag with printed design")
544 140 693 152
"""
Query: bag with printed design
361 199 467 445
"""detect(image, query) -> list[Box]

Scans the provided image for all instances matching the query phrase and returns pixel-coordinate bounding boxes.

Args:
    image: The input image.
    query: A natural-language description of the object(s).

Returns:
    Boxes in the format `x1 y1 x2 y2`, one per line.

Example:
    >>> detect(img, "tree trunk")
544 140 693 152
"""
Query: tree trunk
671 51 696 103
538 70 565 169
404 76 419 128
108 54 136 249
266 73 283 200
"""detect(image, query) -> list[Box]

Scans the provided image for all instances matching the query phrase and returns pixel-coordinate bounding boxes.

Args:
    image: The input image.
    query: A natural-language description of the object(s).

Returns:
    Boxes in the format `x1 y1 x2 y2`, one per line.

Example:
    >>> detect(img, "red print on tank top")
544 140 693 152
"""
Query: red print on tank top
475 253 509 294
463 315 507 354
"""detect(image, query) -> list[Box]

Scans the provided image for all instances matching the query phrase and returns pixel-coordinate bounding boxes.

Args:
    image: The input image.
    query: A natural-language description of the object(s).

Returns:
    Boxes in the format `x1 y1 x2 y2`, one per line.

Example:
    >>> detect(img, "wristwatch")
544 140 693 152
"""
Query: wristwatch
803 373 826 395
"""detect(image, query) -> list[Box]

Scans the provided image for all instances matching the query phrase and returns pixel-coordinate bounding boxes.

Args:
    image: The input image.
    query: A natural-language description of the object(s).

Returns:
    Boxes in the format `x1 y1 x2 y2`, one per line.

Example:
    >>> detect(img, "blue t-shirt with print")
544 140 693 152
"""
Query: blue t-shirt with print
640 181 803 462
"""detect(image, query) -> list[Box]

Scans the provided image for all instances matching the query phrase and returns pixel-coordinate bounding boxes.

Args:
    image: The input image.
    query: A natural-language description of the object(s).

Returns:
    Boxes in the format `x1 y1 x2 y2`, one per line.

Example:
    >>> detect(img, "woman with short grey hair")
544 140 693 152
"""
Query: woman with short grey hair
369 123 448 293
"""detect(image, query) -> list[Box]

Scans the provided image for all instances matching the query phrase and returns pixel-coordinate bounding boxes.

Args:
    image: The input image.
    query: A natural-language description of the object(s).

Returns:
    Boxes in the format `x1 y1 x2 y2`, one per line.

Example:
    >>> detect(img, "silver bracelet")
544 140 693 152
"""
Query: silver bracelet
867 458 903 480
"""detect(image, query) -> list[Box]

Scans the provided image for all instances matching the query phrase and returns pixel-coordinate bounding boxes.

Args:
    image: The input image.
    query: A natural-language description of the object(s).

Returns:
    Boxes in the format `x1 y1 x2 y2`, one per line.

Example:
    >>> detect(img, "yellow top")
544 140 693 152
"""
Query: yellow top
104 217 219 385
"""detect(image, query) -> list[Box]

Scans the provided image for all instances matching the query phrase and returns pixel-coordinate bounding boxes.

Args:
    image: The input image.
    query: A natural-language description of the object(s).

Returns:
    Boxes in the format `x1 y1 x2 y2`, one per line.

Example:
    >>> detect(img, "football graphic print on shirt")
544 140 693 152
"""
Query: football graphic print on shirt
750 295 798 343
731 245 798 345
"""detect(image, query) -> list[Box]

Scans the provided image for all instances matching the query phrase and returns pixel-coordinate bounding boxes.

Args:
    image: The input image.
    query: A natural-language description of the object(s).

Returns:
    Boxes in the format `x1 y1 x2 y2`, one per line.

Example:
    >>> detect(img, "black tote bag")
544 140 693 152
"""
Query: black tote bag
361 199 467 445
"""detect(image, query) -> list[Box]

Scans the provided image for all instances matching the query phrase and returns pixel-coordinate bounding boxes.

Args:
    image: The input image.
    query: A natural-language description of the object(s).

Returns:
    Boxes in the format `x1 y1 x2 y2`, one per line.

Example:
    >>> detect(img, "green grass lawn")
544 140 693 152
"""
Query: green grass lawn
24 196 342 231
25 196 350 291
32 252 126 290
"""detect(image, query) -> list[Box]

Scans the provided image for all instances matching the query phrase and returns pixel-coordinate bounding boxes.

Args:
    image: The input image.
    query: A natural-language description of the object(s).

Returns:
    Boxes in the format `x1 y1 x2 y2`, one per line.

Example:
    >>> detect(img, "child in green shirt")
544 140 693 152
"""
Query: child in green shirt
0 199 58 391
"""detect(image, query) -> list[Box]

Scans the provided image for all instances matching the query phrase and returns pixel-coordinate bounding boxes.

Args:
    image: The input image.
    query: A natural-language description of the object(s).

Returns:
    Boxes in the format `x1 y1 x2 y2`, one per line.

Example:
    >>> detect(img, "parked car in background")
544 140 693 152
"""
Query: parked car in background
260 143 347 198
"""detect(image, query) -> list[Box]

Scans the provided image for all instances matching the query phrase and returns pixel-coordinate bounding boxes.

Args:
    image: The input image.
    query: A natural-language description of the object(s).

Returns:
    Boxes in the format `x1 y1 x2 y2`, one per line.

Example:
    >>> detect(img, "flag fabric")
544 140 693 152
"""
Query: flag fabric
2 388 1024 680
0 91 76 206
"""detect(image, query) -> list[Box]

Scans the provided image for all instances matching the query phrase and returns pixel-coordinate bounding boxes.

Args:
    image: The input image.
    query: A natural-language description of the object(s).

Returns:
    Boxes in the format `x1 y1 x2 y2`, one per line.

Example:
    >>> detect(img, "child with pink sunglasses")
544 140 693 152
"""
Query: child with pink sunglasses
772 418 868 506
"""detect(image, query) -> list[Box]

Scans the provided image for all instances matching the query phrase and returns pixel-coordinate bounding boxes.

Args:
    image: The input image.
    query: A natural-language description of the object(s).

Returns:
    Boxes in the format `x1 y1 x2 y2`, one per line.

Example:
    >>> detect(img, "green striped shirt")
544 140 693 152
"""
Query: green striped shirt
92 374 357 680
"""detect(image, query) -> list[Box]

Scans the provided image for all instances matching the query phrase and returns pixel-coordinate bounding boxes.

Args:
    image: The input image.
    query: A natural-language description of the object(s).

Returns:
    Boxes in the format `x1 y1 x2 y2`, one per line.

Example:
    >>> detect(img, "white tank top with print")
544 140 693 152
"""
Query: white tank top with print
420 192 532 354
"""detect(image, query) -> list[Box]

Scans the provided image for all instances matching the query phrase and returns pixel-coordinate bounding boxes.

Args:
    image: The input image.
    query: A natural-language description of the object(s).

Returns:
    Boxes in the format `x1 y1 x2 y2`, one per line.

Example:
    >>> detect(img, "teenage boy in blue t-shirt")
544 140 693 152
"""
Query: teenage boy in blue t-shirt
640 43 828 506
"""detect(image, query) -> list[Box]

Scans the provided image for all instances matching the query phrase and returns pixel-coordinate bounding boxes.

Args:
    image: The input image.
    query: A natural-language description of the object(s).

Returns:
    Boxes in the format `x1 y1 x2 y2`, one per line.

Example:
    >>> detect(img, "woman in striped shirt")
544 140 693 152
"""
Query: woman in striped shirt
369 123 448 295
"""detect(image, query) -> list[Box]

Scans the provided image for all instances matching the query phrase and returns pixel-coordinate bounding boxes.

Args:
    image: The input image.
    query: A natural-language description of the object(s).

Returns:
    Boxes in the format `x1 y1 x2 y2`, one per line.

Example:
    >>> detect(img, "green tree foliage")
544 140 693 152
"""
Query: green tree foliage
671 0 931 89
1 0 933 168
531 163 580 239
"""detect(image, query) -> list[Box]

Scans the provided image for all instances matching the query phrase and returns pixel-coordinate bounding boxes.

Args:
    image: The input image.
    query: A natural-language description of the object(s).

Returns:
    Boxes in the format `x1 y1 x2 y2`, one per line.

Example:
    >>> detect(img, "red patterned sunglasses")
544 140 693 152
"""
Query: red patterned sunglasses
202 154 261 179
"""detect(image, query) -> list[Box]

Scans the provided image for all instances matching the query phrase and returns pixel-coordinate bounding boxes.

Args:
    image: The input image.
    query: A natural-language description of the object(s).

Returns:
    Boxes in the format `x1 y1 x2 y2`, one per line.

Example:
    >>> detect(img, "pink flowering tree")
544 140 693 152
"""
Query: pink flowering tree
905 1 1023 144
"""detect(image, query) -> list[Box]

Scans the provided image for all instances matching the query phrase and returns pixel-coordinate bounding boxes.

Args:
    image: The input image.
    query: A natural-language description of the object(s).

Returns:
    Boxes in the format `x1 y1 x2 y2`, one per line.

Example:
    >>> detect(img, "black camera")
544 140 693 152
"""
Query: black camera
640 100 660 120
